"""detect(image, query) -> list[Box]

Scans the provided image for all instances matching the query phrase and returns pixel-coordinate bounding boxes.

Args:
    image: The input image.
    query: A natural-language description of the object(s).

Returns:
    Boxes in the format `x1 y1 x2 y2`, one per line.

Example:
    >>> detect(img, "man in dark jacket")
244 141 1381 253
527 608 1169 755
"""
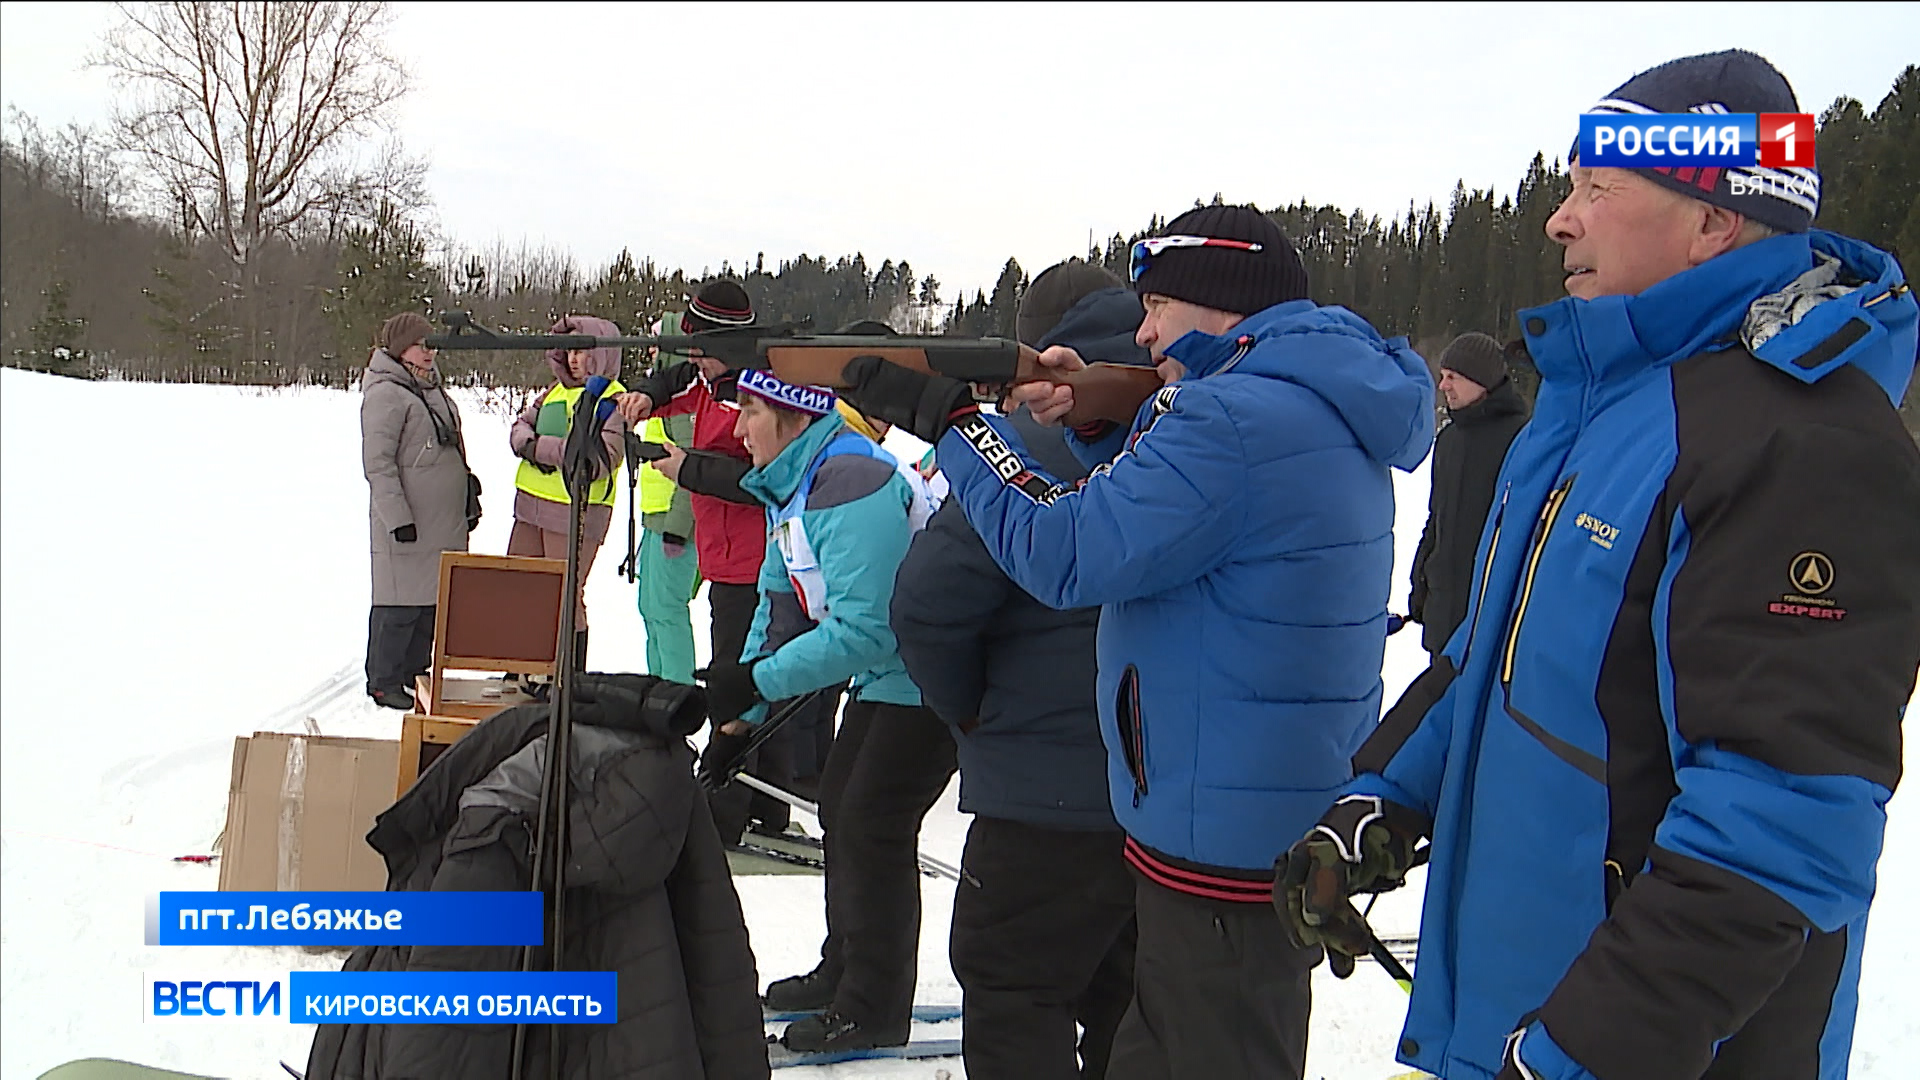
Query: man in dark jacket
1407 331 1532 654
837 206 1435 1080
891 261 1142 1080
304 675 769 1080
1278 50 1920 1080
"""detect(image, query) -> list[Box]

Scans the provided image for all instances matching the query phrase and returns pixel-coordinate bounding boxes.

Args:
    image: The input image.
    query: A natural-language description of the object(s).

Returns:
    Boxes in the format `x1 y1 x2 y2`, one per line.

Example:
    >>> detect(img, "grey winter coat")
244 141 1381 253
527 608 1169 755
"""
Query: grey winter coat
362 348 470 605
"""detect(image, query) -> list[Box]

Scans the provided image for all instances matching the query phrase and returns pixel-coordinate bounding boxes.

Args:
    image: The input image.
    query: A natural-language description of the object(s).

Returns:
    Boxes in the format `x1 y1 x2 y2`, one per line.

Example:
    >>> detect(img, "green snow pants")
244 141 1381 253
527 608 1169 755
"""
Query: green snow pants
638 529 701 685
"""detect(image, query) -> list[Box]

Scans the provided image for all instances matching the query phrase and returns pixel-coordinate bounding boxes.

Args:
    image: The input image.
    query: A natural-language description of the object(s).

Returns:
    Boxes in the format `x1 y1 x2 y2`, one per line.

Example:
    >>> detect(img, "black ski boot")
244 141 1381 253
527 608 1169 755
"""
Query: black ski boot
763 964 839 1013
780 1009 907 1054
370 685 415 711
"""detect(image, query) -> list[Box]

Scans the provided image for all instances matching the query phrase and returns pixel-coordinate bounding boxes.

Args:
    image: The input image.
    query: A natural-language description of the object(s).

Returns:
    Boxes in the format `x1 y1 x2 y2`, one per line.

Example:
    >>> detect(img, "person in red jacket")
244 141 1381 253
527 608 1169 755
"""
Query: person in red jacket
615 280 786 836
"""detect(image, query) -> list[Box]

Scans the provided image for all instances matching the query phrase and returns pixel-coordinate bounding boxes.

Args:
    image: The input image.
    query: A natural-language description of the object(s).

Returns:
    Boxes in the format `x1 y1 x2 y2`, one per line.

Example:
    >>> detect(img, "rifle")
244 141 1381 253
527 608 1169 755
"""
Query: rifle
426 311 1164 428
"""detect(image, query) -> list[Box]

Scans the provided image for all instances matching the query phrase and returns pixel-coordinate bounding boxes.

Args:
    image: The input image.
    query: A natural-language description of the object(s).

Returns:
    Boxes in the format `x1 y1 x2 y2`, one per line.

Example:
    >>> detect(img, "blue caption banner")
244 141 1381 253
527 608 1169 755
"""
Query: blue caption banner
289 971 617 1024
150 892 544 947
1580 113 1757 167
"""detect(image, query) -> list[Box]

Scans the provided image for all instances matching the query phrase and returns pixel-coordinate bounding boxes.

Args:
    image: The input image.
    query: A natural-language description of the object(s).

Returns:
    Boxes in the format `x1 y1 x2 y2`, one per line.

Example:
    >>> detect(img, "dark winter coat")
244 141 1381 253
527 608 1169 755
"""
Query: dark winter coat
893 496 1112 829
304 678 769 1080
1348 230 1920 1080
361 349 470 606
1408 378 1531 652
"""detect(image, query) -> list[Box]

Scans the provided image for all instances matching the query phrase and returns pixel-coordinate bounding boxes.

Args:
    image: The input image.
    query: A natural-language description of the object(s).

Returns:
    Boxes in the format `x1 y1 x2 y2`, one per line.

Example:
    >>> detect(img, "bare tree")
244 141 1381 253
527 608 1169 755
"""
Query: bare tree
95 1 413 362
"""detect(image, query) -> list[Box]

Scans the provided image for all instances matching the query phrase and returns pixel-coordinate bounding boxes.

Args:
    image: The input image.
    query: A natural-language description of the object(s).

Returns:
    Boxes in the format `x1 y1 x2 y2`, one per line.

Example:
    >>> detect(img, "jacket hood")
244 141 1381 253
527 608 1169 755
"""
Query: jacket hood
1739 230 1917 407
742 410 853 506
1166 299 1436 472
544 314 623 387
363 347 435 391
1040 287 1151 367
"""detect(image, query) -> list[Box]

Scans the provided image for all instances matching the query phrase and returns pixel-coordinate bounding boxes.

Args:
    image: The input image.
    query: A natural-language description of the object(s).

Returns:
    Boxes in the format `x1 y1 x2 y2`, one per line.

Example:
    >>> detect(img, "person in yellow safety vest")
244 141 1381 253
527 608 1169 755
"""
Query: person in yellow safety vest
507 313 629 670
637 405 702 685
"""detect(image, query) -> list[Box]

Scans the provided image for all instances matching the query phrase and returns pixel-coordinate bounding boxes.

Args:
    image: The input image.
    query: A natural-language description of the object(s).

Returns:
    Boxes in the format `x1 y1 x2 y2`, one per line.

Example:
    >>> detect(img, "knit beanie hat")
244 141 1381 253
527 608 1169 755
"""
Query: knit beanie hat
377 311 433 356
1438 332 1508 390
735 369 837 417
682 279 755 333
1579 49 1817 233
1018 260 1124 346
1130 205 1310 316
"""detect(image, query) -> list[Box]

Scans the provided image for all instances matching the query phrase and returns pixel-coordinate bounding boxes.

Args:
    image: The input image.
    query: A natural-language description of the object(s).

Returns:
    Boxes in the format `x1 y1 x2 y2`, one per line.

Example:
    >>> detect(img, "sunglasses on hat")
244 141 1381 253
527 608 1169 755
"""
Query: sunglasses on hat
1129 235 1265 283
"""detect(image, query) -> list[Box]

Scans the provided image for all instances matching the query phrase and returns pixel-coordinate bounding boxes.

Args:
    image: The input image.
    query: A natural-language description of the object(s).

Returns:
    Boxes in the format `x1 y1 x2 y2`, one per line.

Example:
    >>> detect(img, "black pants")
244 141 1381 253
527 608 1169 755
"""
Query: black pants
786 681 844 801
705 581 797 840
1106 876 1317 1080
951 817 1138 1080
366 605 434 695
813 699 957 1034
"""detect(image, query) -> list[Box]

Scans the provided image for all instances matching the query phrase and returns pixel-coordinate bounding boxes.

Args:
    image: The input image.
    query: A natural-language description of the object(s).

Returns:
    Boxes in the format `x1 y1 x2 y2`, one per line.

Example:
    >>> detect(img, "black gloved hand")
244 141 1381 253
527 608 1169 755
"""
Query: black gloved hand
697 724 755 790
698 661 763 727
392 523 417 543
838 354 976 444
1274 794 1427 978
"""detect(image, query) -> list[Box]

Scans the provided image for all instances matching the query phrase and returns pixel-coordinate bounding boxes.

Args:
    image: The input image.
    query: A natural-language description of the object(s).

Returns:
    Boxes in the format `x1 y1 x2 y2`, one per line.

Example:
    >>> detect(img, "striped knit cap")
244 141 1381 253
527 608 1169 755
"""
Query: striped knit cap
1578 50 1818 233
682 279 755 333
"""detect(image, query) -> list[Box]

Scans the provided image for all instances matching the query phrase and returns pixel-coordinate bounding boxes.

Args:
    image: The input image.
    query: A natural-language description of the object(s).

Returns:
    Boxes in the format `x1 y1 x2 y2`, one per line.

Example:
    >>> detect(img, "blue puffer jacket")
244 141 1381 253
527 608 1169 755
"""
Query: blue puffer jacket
1348 230 1920 1080
939 299 1434 890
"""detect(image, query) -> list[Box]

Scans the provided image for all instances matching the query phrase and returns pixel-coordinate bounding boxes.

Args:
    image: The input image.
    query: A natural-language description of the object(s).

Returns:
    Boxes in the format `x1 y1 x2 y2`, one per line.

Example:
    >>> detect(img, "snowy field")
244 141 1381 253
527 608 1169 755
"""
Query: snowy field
1 366 1914 1079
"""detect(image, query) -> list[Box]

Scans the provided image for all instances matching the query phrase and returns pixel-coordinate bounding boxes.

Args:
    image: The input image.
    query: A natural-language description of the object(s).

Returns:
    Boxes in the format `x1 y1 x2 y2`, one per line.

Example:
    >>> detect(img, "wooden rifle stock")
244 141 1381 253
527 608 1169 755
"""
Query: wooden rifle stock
762 343 1165 428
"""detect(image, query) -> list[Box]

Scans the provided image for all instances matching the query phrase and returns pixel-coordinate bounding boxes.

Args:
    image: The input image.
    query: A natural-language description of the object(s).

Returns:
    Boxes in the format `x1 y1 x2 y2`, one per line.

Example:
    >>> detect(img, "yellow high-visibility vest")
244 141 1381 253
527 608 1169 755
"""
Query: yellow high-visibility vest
638 416 679 514
514 379 627 506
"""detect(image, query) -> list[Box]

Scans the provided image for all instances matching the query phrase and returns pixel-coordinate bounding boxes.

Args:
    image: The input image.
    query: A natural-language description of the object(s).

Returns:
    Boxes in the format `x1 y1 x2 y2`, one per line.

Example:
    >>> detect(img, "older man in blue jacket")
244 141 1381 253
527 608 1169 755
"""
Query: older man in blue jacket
1277 50 1920 1080
841 204 1435 1079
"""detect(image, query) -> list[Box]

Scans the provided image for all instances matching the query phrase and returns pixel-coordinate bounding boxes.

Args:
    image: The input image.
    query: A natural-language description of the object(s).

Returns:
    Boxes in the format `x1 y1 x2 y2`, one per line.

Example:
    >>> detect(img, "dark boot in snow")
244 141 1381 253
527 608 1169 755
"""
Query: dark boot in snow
370 685 415 711
780 1009 907 1053
763 964 840 1012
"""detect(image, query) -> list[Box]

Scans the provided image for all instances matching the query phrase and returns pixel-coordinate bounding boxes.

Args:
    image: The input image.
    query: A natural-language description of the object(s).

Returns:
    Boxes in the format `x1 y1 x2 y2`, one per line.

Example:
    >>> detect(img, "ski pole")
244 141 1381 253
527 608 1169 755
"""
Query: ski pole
731 772 972 885
513 375 616 1080
698 688 830 791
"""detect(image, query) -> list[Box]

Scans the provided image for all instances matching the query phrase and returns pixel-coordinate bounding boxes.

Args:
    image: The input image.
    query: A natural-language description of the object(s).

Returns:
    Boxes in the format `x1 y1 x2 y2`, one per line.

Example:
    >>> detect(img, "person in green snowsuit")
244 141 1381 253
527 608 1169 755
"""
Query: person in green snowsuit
635 317 702 684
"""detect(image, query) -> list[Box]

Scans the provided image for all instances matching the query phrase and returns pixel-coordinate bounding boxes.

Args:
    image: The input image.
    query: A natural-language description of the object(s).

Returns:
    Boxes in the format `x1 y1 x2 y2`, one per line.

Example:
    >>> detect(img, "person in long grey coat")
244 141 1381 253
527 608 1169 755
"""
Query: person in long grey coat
362 312 473 710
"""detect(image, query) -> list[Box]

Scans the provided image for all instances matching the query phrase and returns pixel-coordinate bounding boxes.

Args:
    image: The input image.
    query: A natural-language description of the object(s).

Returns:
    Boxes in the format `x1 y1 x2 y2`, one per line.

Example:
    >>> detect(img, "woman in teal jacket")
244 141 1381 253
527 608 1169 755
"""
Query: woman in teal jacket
699 369 956 1057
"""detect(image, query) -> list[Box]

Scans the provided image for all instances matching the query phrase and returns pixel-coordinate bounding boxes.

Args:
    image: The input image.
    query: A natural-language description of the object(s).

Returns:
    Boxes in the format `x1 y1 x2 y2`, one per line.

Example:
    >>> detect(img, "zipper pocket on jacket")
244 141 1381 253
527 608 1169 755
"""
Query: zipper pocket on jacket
1501 475 1577 685
1116 665 1149 807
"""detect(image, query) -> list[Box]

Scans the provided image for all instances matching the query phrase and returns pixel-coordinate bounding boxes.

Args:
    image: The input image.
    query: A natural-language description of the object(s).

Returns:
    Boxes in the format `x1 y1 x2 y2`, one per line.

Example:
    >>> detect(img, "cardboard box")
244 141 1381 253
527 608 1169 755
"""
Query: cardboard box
217 732 399 892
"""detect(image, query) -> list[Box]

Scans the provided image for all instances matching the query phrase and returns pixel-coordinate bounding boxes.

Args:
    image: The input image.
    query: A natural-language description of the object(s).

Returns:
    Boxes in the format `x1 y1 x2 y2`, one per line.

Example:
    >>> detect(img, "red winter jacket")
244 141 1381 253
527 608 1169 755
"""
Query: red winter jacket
640 366 764 585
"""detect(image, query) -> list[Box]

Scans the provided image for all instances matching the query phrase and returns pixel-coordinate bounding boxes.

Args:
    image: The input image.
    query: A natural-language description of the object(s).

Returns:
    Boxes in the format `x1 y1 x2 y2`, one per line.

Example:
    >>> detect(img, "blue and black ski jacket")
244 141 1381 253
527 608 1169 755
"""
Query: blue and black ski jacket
939 298 1434 896
1350 230 1920 1080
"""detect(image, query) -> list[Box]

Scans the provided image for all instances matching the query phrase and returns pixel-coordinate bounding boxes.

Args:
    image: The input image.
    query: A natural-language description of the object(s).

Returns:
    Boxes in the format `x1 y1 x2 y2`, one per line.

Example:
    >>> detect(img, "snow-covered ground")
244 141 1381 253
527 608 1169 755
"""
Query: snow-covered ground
1 366 1913 1079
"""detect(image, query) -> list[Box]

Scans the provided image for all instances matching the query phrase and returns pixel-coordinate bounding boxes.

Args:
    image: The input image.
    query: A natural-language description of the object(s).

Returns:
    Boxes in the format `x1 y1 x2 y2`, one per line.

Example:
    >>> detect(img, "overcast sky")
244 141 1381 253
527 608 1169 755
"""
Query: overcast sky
2 1 1914 300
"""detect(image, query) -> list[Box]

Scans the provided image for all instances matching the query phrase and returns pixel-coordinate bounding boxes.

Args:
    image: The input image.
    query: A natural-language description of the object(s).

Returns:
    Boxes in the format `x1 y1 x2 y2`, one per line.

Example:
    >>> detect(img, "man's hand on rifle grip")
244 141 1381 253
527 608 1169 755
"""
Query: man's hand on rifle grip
1009 346 1084 426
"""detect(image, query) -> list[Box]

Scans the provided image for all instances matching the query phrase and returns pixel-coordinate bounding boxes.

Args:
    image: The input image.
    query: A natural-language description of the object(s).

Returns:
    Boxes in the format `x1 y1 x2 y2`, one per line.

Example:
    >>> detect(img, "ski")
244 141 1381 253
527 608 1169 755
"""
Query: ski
768 1036 963 1069
763 1002 963 1024
281 1063 305 1079
729 840 826 872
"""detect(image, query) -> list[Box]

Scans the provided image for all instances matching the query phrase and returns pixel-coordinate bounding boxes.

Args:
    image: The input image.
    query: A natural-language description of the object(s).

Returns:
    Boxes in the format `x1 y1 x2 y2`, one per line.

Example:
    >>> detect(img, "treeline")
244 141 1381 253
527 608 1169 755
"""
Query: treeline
4 68 1915 439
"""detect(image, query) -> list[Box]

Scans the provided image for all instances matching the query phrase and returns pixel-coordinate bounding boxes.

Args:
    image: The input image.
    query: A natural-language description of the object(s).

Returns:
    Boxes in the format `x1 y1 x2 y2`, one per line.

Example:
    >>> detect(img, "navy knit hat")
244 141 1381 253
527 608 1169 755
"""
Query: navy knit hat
1579 49 1818 233
682 279 755 333
1132 205 1310 316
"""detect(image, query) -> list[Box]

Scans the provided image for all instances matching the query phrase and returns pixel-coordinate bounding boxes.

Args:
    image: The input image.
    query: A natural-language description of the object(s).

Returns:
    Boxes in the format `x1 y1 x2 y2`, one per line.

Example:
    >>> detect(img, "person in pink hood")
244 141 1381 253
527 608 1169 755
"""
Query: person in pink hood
508 313 629 669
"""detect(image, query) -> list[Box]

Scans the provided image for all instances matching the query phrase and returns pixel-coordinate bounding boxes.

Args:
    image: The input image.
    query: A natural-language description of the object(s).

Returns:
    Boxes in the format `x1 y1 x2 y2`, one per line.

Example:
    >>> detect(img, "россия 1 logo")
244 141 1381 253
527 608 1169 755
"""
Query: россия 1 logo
1578 112 1816 169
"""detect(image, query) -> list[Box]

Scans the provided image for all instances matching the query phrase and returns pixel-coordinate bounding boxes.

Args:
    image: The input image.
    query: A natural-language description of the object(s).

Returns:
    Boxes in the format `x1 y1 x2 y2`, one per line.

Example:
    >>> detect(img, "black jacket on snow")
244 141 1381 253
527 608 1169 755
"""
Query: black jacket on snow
889 288 1150 831
1408 378 1530 652
304 677 769 1080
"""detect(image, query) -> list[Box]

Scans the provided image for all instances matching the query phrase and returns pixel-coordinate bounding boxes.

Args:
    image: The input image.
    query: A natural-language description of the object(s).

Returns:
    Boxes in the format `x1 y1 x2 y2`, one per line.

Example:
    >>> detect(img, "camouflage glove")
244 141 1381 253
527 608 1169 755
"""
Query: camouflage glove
1274 794 1427 978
